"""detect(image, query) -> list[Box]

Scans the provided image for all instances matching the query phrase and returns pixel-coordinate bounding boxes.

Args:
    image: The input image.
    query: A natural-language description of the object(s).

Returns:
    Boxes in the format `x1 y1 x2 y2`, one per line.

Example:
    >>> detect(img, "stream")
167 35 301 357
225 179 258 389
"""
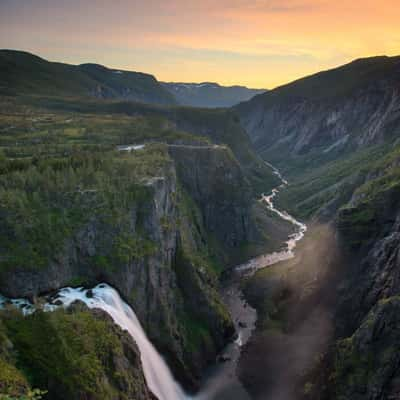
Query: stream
0 164 306 400
195 164 307 399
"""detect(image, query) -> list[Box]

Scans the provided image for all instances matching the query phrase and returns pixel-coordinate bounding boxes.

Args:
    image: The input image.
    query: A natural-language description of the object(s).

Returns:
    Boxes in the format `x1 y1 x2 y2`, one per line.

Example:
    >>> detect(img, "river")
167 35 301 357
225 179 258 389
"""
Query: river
195 164 307 399
0 164 306 400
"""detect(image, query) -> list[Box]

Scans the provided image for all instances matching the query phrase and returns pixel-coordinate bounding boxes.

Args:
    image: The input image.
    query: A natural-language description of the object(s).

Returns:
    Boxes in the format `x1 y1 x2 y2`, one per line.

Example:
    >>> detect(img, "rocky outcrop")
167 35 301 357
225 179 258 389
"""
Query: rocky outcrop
168 145 255 249
335 169 400 334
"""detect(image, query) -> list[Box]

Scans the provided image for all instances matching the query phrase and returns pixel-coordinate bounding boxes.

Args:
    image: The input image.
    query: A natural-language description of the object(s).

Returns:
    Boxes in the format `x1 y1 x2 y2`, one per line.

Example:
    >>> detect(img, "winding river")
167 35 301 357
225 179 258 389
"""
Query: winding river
195 164 307 399
0 164 306 400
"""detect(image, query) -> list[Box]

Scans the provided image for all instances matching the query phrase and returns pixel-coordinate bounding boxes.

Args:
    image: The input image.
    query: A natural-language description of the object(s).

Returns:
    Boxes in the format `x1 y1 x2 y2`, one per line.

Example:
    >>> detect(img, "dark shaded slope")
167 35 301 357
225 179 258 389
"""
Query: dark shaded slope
236 55 400 172
0 50 94 96
0 50 176 105
79 63 176 105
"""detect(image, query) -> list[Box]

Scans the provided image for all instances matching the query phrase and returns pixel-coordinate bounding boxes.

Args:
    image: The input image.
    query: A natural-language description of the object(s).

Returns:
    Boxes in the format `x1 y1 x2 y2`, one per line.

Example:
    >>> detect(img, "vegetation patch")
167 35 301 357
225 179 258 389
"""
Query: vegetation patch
0 145 168 274
0 306 147 400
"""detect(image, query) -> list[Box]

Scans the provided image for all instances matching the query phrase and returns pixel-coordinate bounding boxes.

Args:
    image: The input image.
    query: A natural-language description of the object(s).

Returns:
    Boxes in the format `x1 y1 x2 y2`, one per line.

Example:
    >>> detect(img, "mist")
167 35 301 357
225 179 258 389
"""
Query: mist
239 223 343 400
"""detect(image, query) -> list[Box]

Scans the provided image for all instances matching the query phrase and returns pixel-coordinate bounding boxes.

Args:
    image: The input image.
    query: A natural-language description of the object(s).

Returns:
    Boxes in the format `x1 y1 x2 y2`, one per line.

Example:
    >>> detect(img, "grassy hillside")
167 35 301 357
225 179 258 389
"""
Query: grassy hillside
0 306 150 400
276 144 391 219
0 96 208 158
0 50 176 105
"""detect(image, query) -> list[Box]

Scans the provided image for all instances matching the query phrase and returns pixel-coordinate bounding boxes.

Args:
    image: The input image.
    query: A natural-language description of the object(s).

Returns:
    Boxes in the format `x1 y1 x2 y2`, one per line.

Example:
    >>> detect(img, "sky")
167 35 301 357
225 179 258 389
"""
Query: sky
0 0 399 88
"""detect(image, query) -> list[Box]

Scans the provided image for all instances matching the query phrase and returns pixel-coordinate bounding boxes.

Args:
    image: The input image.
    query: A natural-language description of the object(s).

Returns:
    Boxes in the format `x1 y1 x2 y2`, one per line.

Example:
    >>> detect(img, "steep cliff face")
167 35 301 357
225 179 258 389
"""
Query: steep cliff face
0 144 252 388
0 151 186 368
330 296 400 400
334 151 400 329
168 145 254 249
164 107 281 193
278 126 400 400
234 56 400 400
320 164 400 400
296 137 400 400
236 56 400 170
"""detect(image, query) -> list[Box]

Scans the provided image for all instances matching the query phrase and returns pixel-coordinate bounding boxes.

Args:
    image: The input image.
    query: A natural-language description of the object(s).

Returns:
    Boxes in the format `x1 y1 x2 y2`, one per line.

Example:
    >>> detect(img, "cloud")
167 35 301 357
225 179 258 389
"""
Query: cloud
0 0 399 87
225 0 324 13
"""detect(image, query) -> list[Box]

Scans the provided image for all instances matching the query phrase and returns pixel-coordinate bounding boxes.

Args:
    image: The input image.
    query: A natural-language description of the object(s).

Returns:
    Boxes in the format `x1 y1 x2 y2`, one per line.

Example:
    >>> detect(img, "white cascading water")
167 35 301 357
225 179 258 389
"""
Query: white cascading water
55 284 189 400
0 284 188 400
0 163 307 400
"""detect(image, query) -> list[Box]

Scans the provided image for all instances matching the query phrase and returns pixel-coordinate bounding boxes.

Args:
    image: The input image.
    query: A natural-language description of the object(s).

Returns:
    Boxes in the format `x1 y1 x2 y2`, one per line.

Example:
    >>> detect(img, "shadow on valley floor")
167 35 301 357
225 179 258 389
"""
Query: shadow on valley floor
238 224 345 400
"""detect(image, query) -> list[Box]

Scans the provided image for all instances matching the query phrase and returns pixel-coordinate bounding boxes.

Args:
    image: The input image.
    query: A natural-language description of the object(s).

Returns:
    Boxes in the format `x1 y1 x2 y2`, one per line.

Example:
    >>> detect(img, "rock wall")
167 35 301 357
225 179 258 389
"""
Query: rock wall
301 163 400 399
0 146 249 389
236 57 400 166
168 145 255 249
233 56 400 400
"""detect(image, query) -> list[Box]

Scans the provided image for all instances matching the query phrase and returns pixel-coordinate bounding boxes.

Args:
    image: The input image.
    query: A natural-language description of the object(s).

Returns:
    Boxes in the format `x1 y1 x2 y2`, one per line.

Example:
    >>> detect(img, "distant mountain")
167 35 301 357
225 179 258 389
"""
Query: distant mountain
235 55 400 165
162 81 266 108
0 50 177 105
0 50 266 108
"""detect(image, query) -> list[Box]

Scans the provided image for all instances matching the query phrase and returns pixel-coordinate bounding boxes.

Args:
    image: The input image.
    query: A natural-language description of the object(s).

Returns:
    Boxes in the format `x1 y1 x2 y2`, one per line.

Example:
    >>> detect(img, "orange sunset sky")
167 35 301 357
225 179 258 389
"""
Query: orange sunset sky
0 0 399 88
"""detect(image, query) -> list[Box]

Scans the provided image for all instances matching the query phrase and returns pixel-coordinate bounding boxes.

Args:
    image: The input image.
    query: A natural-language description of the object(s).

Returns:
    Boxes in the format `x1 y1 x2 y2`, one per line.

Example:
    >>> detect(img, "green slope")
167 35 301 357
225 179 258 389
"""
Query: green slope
0 50 176 105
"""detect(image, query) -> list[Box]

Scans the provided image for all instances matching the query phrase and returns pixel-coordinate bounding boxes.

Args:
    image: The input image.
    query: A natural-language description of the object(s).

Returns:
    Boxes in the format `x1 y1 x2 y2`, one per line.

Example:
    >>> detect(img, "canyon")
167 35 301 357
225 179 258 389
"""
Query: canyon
1 51 400 400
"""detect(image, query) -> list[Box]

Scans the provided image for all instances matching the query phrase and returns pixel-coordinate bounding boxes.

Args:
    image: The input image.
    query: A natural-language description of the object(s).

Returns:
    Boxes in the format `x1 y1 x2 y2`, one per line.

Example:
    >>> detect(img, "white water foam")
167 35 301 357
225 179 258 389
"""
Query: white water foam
117 144 145 152
0 163 307 400
0 284 188 400
56 284 189 400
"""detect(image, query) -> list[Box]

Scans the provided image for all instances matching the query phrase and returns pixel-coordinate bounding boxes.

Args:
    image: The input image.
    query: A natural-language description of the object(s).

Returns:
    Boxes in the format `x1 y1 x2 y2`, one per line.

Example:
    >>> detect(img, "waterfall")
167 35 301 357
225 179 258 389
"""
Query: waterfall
54 284 189 400
1 283 190 400
0 162 308 400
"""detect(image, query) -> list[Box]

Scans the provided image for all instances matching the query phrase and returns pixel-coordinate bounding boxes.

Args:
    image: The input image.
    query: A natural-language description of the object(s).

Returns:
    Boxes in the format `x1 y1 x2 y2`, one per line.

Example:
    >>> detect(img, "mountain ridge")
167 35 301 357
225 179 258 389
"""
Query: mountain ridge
0 49 267 108
162 81 266 107
235 54 400 173
0 49 177 105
